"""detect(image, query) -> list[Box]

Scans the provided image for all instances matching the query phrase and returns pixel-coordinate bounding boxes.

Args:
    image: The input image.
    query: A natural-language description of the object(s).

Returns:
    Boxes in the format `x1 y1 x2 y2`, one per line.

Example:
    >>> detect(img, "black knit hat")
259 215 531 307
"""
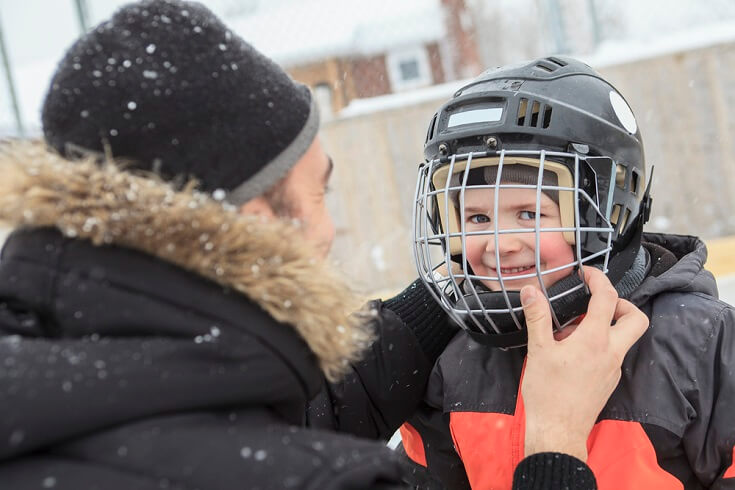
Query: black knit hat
42 0 319 204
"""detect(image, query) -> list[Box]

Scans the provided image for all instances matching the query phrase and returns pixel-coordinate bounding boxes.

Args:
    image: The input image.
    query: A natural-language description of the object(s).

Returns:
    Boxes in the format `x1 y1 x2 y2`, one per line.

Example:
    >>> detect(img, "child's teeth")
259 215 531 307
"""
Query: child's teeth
501 266 530 273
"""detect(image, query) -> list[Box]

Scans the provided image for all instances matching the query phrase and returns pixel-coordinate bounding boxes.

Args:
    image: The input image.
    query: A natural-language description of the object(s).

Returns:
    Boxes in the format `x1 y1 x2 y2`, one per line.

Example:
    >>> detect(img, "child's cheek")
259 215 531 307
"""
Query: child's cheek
464 237 484 272
538 235 574 265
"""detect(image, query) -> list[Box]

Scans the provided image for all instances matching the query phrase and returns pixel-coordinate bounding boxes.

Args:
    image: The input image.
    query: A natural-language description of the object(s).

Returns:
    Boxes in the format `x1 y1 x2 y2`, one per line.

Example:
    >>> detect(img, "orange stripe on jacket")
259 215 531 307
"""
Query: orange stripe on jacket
449 382 526 490
450 411 519 489
400 422 427 467
723 447 735 478
586 420 683 490
450 412 683 490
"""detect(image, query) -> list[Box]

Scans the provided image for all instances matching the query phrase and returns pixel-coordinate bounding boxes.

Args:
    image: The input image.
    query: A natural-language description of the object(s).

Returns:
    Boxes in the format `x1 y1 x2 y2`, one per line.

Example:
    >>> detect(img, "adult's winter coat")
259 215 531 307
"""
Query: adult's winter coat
0 142 425 489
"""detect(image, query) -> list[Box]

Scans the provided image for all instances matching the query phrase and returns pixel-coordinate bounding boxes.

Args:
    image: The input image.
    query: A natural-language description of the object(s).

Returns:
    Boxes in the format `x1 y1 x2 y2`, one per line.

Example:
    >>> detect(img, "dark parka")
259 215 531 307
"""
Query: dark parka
402 234 735 489
0 143 431 489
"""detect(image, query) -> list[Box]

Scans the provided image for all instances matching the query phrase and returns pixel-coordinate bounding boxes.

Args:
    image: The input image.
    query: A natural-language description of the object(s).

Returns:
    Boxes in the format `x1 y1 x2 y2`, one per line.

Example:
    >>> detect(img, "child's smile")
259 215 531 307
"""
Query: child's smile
462 186 576 291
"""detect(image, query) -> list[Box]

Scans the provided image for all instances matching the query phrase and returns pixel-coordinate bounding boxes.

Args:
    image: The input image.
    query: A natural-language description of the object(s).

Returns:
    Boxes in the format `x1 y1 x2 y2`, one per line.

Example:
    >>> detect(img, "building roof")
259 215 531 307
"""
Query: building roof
228 0 445 66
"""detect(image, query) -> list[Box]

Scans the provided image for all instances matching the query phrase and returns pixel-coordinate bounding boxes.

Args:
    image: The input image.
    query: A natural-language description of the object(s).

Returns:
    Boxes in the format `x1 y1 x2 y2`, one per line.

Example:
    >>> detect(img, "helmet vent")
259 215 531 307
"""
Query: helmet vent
530 101 541 126
615 164 627 188
547 57 568 67
610 204 631 233
426 113 438 143
610 204 622 225
535 58 566 73
542 105 552 128
619 207 631 232
517 98 552 128
630 169 640 195
518 98 528 125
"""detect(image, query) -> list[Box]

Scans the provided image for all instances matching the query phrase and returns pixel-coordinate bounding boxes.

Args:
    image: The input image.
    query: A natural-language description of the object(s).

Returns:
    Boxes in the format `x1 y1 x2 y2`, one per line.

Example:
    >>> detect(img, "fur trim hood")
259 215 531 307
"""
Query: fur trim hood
0 141 373 381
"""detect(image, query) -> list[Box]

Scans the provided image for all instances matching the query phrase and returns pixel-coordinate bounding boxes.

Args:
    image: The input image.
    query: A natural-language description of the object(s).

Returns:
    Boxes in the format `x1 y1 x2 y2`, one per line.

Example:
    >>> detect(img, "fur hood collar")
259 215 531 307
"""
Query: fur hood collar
0 141 373 381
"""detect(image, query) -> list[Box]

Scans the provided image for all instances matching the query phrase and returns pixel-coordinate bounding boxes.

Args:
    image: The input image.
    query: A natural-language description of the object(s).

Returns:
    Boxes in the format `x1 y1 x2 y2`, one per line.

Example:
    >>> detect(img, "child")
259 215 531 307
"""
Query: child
404 57 735 489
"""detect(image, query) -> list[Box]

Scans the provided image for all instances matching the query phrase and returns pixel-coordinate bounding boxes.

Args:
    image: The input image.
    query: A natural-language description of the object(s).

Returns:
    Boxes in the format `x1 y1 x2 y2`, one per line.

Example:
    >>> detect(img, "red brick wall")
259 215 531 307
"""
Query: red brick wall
288 59 348 111
348 55 391 99
427 42 446 84
287 40 453 111
441 0 482 78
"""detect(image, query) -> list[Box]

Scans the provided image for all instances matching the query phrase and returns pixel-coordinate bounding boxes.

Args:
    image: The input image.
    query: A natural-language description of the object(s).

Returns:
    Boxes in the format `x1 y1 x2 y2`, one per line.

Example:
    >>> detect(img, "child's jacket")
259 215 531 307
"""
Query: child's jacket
401 233 735 489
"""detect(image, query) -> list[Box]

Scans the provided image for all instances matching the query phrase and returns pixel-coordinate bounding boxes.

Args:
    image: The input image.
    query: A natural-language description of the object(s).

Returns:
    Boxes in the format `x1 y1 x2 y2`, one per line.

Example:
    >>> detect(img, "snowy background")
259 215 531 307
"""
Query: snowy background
3 0 735 135
0 0 734 299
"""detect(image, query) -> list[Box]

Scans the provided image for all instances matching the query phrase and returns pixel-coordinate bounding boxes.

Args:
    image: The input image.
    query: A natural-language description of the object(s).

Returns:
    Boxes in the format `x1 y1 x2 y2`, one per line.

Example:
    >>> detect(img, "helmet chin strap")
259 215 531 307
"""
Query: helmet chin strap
457 224 645 349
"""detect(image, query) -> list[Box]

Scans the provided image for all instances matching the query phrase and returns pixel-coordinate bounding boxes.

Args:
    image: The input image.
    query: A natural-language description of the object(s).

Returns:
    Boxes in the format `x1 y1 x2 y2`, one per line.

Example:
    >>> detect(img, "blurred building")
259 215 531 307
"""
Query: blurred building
229 0 483 118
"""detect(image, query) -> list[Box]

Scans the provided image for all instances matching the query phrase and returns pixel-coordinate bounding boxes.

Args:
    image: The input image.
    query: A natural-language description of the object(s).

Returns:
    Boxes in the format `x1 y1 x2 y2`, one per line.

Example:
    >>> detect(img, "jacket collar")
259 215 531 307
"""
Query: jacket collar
0 141 373 381
632 232 718 305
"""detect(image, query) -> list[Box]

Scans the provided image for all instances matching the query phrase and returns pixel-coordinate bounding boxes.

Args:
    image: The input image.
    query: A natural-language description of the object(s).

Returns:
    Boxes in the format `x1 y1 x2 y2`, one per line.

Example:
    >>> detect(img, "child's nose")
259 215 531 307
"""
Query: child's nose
484 232 524 255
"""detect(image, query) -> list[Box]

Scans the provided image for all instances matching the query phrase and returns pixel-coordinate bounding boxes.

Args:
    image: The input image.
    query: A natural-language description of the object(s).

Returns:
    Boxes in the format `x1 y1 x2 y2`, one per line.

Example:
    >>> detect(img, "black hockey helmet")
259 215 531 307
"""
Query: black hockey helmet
413 56 652 348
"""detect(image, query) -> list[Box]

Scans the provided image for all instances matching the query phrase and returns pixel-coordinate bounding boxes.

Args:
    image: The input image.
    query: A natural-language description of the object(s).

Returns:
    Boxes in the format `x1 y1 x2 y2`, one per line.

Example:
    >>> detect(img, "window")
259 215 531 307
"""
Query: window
386 46 432 92
399 59 420 81
313 83 334 121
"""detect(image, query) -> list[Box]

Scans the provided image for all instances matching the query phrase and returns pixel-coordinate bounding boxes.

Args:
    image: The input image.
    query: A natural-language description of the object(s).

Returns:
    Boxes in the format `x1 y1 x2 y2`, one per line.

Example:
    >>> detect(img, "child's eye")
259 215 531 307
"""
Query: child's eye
468 214 491 224
519 210 538 220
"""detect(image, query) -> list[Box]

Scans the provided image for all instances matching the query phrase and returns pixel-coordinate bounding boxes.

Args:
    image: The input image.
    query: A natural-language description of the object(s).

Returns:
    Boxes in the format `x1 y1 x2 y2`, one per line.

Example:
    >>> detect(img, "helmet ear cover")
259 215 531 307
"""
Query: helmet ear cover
431 156 576 256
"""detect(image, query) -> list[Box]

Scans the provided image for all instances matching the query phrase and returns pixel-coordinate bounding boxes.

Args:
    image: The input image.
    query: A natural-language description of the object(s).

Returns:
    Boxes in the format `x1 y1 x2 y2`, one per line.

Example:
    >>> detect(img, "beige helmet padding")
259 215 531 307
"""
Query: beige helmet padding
431 156 576 255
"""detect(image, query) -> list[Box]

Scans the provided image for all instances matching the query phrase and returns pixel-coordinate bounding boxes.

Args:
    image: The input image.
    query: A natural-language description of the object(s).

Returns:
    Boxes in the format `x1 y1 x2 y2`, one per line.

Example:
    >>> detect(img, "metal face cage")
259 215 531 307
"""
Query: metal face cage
412 149 616 348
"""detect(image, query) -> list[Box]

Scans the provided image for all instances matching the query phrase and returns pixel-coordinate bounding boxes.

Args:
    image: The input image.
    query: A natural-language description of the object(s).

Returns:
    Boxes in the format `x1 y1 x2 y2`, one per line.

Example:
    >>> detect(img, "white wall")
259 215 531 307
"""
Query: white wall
718 275 735 306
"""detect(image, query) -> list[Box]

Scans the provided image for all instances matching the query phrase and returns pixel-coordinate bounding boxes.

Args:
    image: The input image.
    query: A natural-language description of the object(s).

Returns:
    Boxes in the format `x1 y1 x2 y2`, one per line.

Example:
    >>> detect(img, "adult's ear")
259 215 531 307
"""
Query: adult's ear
238 195 276 219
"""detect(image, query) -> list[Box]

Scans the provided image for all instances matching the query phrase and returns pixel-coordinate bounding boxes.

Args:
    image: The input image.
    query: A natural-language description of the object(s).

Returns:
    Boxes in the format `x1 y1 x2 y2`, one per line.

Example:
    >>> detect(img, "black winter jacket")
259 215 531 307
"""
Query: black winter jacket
0 145 416 489
402 233 735 489
0 227 421 490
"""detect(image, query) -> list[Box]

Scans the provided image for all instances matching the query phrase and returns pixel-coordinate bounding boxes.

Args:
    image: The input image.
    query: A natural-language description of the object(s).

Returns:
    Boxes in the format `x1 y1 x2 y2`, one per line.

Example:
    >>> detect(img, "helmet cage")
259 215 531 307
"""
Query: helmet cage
413 149 617 346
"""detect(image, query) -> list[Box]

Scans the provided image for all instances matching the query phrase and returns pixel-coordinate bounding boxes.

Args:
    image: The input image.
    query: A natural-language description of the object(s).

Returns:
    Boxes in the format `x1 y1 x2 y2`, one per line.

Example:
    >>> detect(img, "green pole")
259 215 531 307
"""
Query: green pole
546 0 568 54
0 11 24 137
587 0 602 48
74 0 89 32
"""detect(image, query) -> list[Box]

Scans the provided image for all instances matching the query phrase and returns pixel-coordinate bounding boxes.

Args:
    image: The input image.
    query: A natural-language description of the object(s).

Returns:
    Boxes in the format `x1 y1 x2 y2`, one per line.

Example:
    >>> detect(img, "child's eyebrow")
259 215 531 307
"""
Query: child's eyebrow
461 204 489 214
512 200 541 209
511 200 559 213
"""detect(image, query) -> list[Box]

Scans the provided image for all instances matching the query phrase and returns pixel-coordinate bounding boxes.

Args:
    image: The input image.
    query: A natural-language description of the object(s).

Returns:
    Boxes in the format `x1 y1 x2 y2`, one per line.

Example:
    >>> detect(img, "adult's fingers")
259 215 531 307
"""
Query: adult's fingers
609 298 649 358
579 267 619 338
522 285 554 346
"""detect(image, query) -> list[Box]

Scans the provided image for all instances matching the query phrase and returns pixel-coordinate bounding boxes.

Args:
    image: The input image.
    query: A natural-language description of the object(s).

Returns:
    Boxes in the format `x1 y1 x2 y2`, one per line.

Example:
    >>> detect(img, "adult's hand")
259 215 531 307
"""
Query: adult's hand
520 266 649 461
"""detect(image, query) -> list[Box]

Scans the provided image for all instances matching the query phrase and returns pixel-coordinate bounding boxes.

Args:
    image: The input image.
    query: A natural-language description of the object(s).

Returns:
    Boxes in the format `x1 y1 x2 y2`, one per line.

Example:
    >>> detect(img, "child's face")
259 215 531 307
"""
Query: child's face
462 185 575 291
